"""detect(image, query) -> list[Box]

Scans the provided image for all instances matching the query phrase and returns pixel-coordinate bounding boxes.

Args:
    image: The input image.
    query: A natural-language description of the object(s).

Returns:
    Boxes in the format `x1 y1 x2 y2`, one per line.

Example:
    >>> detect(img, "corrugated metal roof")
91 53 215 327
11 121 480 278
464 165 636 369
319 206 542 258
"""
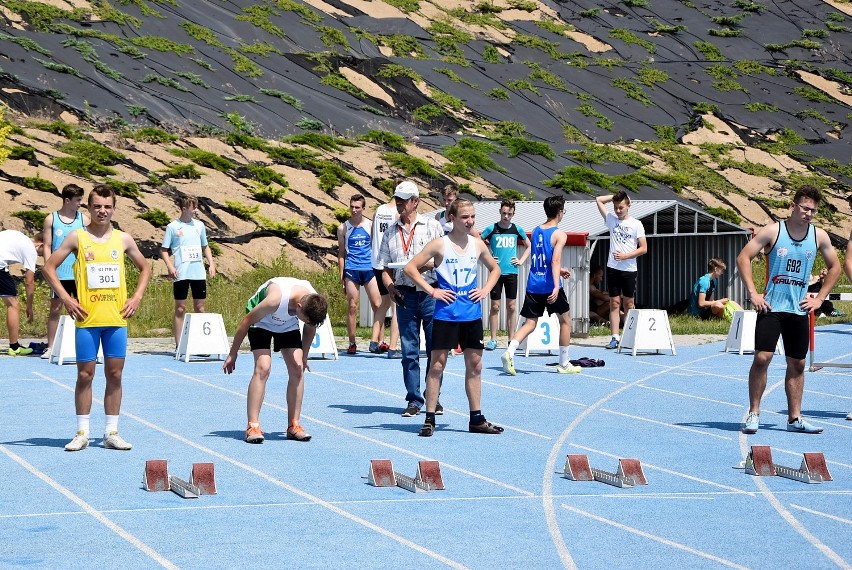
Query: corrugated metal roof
429 199 750 238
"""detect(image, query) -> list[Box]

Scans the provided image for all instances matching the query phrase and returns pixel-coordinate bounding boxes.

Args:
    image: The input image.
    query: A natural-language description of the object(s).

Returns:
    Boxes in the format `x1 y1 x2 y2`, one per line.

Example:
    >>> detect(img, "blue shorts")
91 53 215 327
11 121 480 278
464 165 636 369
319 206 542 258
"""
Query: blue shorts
76 326 128 362
344 268 374 286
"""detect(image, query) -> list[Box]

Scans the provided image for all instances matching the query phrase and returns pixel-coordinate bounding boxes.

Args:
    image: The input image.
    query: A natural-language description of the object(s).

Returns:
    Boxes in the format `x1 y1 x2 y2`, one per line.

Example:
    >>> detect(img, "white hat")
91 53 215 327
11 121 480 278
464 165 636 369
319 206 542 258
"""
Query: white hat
393 180 419 200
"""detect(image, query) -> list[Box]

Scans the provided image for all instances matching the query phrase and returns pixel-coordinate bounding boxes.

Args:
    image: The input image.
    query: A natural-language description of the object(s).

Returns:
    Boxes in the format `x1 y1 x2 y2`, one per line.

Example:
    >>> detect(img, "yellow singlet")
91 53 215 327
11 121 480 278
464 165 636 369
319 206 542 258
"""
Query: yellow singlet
73 228 127 328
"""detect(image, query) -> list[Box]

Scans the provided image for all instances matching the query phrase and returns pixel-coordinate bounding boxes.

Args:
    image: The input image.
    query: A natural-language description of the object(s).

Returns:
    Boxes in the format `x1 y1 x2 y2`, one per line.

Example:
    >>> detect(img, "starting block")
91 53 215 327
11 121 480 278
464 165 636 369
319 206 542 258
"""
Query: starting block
365 459 444 492
740 445 831 483
143 460 218 497
564 455 648 488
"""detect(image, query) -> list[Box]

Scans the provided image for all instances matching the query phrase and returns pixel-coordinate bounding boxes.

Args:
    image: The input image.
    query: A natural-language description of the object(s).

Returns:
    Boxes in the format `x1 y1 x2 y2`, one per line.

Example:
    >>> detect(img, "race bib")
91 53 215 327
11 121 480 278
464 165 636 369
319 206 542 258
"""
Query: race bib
86 263 120 289
181 245 202 262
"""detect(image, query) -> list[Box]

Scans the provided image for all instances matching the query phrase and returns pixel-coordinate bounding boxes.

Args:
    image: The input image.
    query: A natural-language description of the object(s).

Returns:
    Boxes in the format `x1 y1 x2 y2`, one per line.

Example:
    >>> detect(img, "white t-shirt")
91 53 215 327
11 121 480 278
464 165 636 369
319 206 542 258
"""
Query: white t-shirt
0 230 37 272
605 213 645 272
371 203 399 269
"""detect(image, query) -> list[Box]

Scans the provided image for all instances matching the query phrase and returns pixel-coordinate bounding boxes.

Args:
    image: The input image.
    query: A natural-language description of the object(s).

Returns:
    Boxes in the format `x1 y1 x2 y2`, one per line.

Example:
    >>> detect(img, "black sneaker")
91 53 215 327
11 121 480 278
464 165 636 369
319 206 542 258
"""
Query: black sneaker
435 401 444 415
418 422 435 437
401 403 420 417
469 418 504 434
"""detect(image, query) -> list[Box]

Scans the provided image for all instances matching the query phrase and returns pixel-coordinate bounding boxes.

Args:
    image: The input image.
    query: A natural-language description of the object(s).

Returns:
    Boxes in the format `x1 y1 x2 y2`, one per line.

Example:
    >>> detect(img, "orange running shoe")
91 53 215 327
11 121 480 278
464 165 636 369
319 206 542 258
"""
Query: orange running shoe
287 423 312 442
245 422 264 444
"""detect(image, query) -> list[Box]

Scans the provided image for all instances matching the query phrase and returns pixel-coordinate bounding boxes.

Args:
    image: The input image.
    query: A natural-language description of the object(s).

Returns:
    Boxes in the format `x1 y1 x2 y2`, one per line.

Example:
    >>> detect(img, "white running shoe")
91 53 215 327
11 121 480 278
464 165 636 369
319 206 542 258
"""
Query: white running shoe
103 431 133 450
40 349 51 360
786 418 823 434
556 364 582 374
742 412 759 434
64 431 89 452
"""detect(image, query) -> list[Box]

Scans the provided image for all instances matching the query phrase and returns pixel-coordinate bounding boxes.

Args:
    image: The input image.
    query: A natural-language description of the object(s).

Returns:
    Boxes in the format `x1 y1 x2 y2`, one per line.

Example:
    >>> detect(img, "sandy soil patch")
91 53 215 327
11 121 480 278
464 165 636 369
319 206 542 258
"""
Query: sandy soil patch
339 68 395 107
796 70 852 107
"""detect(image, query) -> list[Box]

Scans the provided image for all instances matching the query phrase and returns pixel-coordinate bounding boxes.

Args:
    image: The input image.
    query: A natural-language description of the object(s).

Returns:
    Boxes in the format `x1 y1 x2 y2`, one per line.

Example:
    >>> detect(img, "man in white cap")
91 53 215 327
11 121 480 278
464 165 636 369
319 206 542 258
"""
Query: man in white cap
377 180 445 417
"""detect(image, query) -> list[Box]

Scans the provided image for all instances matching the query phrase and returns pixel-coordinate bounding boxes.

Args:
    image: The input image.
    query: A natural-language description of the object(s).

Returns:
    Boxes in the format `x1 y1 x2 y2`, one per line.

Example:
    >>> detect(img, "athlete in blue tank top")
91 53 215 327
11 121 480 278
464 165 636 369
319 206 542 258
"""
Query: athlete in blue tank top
736 186 840 436
527 226 562 294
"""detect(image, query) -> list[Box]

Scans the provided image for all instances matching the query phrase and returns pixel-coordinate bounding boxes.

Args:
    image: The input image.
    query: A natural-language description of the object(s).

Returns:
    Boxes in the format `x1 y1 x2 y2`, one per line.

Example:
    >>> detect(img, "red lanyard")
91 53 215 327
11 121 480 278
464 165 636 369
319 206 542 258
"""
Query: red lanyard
398 224 416 256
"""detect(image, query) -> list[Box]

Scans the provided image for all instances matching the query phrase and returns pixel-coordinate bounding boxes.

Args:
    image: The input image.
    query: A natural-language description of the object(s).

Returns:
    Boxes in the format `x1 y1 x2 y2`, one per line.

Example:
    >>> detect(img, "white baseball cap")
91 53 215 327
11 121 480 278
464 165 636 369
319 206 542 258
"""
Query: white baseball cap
393 180 419 200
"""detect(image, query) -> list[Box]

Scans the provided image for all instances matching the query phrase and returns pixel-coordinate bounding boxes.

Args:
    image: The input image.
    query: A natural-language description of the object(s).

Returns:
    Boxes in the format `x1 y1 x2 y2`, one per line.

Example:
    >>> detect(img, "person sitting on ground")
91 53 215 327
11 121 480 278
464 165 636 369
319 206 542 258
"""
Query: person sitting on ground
808 268 844 317
688 257 732 319
589 264 611 324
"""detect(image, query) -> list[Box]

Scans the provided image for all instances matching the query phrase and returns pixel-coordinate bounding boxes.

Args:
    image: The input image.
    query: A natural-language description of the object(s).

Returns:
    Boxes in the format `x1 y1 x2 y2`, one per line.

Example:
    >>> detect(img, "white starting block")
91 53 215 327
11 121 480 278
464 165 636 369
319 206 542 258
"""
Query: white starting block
175 313 230 362
618 309 676 356
724 310 783 355
564 454 648 488
143 459 217 497
299 316 338 359
739 445 831 484
522 312 561 356
50 315 102 365
365 459 444 492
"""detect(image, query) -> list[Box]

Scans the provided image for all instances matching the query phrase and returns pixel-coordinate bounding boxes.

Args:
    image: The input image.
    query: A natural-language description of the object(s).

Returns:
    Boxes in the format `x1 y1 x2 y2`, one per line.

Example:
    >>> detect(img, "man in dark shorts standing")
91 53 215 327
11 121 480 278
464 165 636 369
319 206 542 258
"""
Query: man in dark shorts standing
480 199 529 350
0 230 43 356
501 196 581 375
403 199 503 437
596 191 647 349
737 186 839 435
223 278 328 444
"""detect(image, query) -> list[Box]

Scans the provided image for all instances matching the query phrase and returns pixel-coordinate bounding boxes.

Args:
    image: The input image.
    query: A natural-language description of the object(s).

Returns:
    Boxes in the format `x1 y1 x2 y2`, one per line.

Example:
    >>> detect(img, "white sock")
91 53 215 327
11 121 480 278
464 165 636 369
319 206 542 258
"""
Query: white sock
105 415 119 434
612 334 620 341
76 414 90 435
559 346 570 367
507 340 519 355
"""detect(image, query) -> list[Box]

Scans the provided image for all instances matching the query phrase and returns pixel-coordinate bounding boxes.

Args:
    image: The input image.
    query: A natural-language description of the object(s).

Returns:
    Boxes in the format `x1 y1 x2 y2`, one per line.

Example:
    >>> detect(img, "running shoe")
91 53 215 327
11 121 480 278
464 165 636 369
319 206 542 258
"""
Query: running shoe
245 422 264 444
469 418 504 434
846 411 852 420
402 403 420 417
418 422 435 437
40 349 52 360
387 349 401 359
484 339 497 351
501 351 516 375
787 417 823 434
347 342 357 354
435 401 444 415
287 423 312 441
64 430 89 452
605 337 619 350
556 364 582 374
378 342 390 353
368 341 379 353
742 412 760 434
7 346 33 356
103 431 132 450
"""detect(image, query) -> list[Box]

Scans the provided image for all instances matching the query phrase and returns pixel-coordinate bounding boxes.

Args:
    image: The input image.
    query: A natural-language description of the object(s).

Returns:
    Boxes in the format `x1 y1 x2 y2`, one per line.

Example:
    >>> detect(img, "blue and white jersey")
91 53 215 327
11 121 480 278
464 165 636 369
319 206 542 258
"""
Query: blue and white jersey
51 211 85 280
527 226 561 294
764 222 817 315
162 218 208 281
434 236 481 322
344 220 372 271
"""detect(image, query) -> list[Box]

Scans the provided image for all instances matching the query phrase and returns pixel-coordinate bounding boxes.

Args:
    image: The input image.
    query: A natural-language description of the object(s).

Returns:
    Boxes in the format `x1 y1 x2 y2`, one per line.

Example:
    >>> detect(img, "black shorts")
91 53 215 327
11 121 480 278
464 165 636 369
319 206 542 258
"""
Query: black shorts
374 268 389 296
174 279 207 301
431 318 484 351
490 274 519 300
0 269 16 297
51 279 77 300
606 268 637 298
754 312 810 359
247 327 302 352
520 289 570 319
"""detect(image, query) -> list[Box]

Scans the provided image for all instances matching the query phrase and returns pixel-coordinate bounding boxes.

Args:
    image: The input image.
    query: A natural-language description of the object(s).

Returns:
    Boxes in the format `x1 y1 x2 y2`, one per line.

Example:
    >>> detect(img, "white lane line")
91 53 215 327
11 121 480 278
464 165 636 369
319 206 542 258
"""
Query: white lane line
541 352 724 570
33 371 471 570
770 446 852 470
0 444 177 570
637 384 743 408
310 369 551 439
569 444 752 495
600 409 735 441
738 380 851 570
804 389 852 401
560 504 749 569
788 505 852 526
162 368 534 497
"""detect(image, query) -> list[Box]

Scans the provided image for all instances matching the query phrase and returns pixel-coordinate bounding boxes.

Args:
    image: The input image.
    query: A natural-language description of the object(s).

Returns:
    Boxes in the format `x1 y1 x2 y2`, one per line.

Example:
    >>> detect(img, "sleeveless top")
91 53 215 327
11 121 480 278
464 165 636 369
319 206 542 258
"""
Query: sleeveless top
764 222 817 315
434 236 481 322
527 226 562 294
344 220 372 271
481 222 526 275
247 277 316 333
52 211 85 281
74 229 127 328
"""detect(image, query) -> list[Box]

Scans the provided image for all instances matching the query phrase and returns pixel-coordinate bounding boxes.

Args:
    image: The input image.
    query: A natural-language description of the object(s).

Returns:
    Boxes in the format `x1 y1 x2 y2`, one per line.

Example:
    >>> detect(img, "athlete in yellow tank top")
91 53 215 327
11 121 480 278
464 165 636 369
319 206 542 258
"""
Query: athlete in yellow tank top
74 228 128 328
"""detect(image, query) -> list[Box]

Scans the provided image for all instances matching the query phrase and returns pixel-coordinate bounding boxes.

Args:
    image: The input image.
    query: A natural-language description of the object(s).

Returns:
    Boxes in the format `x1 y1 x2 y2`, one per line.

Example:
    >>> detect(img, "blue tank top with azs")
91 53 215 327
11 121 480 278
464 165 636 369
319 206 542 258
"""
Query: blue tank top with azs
764 221 816 315
434 236 481 322
345 221 372 271
527 226 561 294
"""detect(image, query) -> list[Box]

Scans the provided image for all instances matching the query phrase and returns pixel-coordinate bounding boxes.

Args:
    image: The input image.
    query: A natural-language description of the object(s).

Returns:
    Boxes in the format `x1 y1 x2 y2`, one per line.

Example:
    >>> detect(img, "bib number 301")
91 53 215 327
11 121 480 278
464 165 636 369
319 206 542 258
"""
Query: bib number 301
86 263 120 289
